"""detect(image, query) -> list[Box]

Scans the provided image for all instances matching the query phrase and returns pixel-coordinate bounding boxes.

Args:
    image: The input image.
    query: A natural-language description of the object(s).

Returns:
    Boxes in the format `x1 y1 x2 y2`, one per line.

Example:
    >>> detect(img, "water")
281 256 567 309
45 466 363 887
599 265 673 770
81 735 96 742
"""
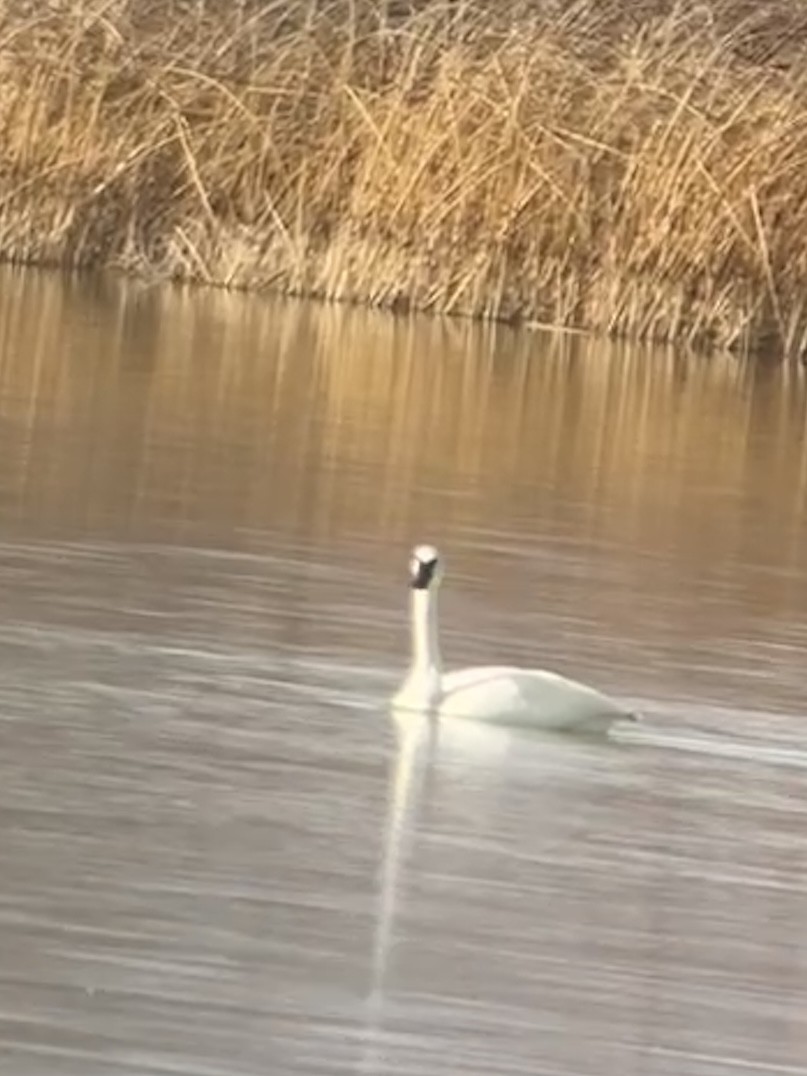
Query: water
0 268 806 1076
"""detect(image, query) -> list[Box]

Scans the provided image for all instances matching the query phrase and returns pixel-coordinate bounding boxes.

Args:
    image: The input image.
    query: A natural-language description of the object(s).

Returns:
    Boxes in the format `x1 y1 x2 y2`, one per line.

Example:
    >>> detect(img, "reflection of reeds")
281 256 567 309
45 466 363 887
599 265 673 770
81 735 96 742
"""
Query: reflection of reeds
4 2 807 352
310 307 807 558
0 267 805 561
1 266 807 699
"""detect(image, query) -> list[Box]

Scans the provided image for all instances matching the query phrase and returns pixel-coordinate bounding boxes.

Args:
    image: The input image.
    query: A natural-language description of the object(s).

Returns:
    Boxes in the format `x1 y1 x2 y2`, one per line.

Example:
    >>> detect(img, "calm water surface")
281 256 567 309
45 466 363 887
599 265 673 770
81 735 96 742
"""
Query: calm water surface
0 269 806 1075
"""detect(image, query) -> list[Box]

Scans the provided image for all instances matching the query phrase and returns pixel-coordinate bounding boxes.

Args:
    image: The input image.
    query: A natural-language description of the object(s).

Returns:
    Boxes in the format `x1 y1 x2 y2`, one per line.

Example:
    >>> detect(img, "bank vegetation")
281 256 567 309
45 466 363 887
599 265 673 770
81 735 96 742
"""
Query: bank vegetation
3 0 807 354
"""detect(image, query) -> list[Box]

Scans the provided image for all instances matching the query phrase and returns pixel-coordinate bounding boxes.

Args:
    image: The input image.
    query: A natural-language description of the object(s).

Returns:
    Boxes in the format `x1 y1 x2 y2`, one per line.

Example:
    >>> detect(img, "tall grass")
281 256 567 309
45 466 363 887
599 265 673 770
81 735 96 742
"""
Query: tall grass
3 0 807 354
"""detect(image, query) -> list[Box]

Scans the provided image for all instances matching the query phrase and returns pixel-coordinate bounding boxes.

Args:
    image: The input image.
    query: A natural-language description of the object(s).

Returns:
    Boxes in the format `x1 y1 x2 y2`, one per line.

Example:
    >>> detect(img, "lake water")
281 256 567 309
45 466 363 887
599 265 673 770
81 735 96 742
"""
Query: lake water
0 268 806 1076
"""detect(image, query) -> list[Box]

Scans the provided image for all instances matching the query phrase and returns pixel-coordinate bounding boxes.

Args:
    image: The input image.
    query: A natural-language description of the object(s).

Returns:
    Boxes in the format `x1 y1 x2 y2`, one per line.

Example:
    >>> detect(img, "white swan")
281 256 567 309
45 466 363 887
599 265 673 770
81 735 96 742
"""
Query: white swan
392 544 637 734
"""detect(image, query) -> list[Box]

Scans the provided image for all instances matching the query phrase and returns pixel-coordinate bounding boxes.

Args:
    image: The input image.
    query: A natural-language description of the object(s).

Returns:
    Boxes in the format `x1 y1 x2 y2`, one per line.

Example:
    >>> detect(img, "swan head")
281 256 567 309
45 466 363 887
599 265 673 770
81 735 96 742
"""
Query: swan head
409 544 442 590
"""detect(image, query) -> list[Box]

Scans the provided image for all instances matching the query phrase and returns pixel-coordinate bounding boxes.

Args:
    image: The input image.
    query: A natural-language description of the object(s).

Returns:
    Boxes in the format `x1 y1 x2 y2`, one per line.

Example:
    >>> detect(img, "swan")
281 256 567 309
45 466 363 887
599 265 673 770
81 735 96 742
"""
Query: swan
392 544 637 734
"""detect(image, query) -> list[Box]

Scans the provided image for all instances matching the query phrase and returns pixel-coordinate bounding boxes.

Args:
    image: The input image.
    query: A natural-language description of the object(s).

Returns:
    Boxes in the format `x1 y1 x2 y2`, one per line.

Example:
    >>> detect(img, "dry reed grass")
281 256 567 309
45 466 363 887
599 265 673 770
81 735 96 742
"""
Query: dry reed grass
3 0 807 353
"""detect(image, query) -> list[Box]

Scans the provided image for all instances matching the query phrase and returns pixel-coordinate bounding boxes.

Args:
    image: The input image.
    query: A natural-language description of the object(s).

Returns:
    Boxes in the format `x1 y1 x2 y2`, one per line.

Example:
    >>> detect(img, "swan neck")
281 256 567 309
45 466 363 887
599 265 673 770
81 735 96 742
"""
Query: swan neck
411 587 441 674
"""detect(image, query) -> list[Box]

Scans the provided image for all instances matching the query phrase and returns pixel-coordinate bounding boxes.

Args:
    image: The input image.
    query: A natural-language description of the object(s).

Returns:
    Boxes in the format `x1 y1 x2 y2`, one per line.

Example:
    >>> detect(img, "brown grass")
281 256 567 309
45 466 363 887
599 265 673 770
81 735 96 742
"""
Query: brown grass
3 0 807 354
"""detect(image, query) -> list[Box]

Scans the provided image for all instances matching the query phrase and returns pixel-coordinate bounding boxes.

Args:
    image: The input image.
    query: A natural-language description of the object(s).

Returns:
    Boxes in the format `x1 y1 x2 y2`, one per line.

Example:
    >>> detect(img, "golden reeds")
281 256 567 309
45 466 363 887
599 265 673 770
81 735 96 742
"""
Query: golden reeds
2 0 807 353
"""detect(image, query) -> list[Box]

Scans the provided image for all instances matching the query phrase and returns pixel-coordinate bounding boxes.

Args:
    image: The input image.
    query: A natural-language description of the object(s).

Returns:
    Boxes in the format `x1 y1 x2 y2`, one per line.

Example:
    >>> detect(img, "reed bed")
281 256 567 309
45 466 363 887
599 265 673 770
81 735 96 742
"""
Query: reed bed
3 0 807 353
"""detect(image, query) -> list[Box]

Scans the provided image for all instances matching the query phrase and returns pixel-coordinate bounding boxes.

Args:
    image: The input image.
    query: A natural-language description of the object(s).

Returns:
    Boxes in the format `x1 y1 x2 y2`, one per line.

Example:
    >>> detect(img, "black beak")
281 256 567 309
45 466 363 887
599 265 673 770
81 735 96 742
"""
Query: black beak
410 559 437 590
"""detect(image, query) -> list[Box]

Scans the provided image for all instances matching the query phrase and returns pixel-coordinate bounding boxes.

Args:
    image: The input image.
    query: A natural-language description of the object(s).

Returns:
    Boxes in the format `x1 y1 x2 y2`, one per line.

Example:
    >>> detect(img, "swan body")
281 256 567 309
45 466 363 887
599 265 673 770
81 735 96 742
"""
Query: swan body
392 544 636 734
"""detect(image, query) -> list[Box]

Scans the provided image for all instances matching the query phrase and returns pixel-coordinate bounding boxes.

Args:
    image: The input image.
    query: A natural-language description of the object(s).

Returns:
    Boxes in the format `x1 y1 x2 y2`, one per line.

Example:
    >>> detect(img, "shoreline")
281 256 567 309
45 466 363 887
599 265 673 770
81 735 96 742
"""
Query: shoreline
2 1 807 356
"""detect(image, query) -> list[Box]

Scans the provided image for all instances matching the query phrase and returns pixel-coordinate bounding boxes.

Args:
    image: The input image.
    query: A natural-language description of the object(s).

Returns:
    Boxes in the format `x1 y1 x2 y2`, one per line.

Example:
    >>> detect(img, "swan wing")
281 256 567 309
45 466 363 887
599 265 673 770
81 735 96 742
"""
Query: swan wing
439 666 523 722
439 666 631 732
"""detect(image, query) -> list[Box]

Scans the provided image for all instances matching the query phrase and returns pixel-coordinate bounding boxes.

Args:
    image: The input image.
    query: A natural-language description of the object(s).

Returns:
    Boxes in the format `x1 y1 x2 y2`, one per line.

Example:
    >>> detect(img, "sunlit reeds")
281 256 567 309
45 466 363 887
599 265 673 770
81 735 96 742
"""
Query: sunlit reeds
2 0 807 353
